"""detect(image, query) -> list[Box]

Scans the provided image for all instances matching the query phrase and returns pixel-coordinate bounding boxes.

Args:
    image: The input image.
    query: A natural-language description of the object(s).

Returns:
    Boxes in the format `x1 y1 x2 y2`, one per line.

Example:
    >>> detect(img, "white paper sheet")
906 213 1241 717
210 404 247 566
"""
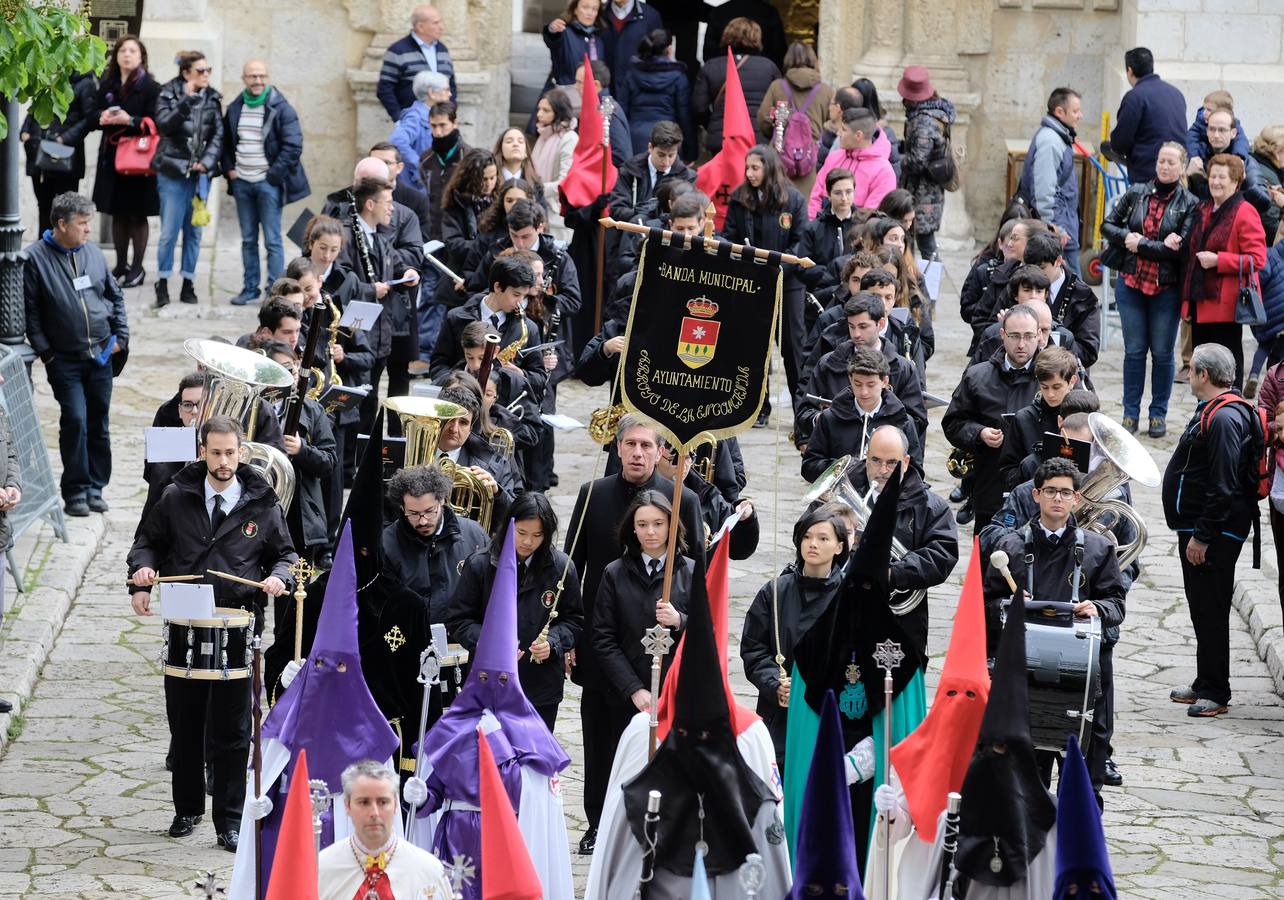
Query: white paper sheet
919 259 945 300
159 582 216 620
144 426 197 463
541 413 585 430
338 301 383 331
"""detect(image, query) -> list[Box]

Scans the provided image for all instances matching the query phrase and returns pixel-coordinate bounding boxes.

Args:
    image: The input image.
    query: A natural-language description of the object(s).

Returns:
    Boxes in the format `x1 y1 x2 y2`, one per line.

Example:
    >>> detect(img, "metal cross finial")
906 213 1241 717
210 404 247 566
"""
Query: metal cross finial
446 854 475 897
287 557 316 584
873 639 904 675
193 872 224 898
641 623 675 658
309 778 331 853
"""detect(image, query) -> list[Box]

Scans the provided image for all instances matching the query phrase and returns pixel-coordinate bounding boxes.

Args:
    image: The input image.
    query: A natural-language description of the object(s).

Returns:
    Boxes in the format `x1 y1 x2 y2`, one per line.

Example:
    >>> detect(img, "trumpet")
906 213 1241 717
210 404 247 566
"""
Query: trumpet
1074 413 1160 568
802 455 926 616
383 395 498 532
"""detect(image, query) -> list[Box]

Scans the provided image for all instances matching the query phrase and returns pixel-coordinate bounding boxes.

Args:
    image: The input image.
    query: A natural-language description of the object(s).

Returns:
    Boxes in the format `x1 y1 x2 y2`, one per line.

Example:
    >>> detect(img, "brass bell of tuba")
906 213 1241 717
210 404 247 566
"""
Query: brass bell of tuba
383 395 497 531
183 338 297 511
801 455 927 616
1074 413 1160 569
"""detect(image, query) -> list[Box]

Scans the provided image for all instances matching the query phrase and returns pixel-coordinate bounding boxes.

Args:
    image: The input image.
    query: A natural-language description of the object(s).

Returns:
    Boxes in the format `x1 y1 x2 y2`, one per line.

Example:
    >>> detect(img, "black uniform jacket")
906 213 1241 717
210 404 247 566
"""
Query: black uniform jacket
380 506 490 623
127 462 297 614
802 387 922 482
564 470 704 687
942 350 1040 521
591 551 693 703
446 546 584 706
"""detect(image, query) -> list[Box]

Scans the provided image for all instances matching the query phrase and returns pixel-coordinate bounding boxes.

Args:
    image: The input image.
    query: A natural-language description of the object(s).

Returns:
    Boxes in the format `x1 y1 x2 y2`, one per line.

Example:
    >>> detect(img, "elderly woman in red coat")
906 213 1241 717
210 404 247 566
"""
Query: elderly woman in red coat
1183 152 1269 389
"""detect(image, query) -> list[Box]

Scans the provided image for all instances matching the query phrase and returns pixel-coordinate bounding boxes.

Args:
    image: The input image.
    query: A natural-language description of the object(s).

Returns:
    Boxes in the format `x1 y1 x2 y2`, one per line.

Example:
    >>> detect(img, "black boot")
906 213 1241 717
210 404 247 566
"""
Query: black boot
180 278 198 304
154 279 170 308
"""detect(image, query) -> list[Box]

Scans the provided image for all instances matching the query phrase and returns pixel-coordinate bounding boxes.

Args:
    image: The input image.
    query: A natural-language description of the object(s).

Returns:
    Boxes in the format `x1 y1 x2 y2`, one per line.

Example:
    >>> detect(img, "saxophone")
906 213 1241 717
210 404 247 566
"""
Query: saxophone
307 292 345 402
496 309 529 365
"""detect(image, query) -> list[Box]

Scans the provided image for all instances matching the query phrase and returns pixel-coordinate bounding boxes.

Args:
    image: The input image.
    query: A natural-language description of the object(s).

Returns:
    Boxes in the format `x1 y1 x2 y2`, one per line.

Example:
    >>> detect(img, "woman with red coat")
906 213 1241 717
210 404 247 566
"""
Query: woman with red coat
1183 152 1268 389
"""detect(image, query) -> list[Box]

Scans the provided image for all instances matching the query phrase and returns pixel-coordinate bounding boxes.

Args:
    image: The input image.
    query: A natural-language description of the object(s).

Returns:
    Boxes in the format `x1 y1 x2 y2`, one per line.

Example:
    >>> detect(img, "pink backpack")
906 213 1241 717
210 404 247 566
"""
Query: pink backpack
780 83 822 179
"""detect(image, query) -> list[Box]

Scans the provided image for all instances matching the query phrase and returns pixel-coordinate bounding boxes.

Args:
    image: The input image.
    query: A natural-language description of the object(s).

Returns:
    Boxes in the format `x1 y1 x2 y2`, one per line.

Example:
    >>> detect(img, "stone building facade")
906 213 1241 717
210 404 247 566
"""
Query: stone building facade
119 0 1281 249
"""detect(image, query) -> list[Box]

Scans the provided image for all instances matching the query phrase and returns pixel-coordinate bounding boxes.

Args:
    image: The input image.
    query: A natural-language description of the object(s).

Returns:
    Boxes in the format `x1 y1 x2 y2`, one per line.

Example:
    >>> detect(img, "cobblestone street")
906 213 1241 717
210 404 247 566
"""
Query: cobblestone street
1 223 1283 897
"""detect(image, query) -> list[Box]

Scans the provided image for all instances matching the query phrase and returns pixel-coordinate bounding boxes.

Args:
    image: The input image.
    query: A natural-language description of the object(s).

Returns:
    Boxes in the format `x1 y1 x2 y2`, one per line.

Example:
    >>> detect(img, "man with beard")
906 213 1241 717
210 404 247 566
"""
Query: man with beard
127 416 296 850
564 413 704 854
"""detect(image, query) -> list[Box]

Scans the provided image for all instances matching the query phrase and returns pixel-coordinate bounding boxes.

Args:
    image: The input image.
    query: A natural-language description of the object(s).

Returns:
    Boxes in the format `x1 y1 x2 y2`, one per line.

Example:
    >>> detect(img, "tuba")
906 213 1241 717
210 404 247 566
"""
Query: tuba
1074 413 1160 569
801 455 926 616
183 339 297 510
383 396 497 531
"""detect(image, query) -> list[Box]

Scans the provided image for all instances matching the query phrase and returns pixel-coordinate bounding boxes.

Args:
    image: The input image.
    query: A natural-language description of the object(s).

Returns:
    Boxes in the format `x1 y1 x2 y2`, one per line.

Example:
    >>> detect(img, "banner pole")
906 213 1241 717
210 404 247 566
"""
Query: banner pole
651 459 686 758
598 217 815 268
594 149 609 334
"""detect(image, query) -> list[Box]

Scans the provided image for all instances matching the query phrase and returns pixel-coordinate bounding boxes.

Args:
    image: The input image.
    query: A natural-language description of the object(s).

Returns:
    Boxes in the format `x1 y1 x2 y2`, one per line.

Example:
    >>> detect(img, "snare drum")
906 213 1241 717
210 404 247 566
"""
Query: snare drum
1024 612 1101 752
161 608 253 681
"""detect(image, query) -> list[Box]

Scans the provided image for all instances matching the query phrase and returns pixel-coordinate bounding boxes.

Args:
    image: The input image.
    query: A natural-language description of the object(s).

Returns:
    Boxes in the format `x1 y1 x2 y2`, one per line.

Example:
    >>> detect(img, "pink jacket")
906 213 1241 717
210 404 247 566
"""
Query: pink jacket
808 131 897 218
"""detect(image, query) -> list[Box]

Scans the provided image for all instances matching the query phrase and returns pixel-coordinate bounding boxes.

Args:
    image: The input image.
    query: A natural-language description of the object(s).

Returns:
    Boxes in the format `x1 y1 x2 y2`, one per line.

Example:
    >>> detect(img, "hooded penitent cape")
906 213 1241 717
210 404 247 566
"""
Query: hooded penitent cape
407 522 573 900
588 549 792 898
955 590 1058 898
783 467 928 870
228 525 401 900
864 538 991 899
788 690 865 898
1054 735 1115 900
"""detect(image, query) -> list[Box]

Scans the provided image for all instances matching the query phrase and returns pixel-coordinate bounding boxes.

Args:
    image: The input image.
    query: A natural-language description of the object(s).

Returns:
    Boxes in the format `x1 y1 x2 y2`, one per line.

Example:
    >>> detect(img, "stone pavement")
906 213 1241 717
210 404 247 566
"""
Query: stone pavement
1 219 1283 897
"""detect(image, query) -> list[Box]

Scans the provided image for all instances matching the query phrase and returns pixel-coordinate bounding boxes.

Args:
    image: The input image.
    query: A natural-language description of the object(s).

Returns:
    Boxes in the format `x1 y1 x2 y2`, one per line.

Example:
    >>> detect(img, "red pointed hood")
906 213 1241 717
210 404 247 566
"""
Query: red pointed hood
264 749 318 900
559 53 618 211
479 727 542 900
889 539 990 842
696 48 755 230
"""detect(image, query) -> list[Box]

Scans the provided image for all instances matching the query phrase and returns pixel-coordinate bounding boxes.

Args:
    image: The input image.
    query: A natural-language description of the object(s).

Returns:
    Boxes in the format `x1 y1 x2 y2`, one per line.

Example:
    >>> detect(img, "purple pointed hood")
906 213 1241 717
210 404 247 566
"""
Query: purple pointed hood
262 523 400 791
419 521 569 802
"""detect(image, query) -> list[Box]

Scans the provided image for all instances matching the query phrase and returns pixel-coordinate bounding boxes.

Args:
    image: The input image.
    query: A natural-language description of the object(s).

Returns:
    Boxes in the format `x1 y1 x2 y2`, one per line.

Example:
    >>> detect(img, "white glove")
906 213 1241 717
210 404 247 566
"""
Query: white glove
874 784 901 816
281 659 302 689
248 795 274 820
403 776 429 807
844 736 875 785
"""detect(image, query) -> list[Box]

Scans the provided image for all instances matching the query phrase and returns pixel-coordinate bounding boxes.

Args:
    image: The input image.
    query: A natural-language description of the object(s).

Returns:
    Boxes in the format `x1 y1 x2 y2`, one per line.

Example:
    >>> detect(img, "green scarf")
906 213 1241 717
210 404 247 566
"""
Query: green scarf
241 86 272 108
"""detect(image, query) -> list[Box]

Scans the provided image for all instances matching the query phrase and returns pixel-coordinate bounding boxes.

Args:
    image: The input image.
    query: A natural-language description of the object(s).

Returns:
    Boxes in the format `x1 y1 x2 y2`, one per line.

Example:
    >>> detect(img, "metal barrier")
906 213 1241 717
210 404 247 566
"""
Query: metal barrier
0 346 68 592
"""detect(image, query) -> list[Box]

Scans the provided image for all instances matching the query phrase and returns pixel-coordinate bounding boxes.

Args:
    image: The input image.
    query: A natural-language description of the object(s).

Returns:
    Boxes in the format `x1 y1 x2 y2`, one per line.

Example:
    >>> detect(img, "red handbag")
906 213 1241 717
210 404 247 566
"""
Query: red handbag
112 116 158 176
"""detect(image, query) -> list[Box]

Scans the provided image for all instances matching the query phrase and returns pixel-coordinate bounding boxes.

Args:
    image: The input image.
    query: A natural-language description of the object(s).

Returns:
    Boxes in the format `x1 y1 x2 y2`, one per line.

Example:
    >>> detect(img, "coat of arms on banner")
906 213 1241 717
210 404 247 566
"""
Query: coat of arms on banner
677 296 721 369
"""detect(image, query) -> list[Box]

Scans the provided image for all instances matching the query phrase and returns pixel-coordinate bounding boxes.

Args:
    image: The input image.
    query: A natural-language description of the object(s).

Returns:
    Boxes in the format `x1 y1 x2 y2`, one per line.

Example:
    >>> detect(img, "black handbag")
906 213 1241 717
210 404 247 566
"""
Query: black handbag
1235 256 1267 327
35 138 74 175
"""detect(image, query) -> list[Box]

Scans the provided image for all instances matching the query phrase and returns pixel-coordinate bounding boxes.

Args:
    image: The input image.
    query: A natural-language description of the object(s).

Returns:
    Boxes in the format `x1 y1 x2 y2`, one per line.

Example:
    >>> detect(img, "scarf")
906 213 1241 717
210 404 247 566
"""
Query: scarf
241 85 271 108
1183 191 1244 307
431 129 460 160
531 122 572 183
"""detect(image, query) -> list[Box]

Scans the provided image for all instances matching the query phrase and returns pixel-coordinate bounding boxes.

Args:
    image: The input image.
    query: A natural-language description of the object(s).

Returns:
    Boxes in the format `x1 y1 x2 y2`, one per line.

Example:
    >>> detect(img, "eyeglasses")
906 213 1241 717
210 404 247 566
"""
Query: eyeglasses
1005 332 1039 343
178 400 200 412
1039 487 1078 500
402 506 442 522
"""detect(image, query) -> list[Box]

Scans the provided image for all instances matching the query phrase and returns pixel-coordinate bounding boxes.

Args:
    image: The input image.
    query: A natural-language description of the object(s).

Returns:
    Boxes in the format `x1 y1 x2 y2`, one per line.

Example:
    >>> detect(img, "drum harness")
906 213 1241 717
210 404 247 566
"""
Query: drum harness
1019 523 1097 743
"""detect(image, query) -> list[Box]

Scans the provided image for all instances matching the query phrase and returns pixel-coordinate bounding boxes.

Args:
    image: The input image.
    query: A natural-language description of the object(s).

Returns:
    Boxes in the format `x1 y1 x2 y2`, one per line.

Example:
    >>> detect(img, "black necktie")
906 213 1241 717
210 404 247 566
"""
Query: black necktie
1046 531 1060 546
211 494 226 532
489 314 500 329
648 559 661 577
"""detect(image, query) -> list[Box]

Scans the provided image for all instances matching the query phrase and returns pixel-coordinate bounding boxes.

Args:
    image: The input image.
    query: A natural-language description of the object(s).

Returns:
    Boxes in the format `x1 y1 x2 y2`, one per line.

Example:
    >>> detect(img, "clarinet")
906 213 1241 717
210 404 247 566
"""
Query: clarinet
347 189 377 284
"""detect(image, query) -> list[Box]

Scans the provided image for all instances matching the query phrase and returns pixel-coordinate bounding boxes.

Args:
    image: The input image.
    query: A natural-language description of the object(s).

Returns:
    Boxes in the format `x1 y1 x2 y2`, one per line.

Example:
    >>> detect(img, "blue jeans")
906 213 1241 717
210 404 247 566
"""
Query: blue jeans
1114 279 1181 421
156 173 202 279
231 178 284 295
45 353 113 501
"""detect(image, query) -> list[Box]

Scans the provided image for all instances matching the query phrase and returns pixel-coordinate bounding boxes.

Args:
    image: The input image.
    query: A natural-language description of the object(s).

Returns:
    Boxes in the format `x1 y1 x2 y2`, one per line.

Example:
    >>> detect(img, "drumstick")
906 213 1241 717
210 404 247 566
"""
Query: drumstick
989 550 1018 593
206 569 267 590
154 574 203 583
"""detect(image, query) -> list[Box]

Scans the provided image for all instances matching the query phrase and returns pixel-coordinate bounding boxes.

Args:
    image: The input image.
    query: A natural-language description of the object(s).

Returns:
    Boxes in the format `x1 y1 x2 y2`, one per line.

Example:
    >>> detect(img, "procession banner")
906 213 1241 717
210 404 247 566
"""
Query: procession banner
619 230 781 448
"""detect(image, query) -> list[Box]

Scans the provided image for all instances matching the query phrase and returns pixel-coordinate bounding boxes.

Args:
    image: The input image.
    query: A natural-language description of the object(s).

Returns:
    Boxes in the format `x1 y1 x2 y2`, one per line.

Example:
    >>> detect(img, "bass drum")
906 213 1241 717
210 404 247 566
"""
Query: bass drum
1022 602 1102 752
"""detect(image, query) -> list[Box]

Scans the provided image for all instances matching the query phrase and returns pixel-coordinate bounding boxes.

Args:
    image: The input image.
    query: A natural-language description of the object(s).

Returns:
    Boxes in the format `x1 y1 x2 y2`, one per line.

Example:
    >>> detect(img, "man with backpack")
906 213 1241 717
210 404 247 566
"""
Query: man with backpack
807 107 896 218
1163 343 1266 718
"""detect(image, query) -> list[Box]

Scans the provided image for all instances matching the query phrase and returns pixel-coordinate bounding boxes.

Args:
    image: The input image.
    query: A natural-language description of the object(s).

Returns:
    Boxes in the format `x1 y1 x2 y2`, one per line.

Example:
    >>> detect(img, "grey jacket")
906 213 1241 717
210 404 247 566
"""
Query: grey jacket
0 407 20 549
23 236 129 361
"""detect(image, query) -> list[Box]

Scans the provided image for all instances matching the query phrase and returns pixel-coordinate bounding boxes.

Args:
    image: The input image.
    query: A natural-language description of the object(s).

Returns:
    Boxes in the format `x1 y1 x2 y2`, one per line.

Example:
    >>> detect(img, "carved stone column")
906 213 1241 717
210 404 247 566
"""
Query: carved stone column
345 0 510 159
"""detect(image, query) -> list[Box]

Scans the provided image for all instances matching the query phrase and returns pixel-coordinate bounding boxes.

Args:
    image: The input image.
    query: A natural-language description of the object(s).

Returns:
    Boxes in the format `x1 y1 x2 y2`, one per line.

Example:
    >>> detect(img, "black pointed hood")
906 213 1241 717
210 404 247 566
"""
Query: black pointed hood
955 590 1056 885
621 554 775 877
343 408 386 588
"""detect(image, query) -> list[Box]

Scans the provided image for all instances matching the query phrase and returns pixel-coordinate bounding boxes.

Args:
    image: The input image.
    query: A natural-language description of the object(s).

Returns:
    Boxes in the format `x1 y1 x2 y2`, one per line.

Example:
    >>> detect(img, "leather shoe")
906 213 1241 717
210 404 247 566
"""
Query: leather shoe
0 698 11 713
230 290 259 306
217 829 239 852
168 814 202 837
578 825 597 855
1103 758 1123 786
87 494 109 513
949 485 965 503
1187 698 1229 717
65 498 90 517
1170 686 1197 704
955 504 973 526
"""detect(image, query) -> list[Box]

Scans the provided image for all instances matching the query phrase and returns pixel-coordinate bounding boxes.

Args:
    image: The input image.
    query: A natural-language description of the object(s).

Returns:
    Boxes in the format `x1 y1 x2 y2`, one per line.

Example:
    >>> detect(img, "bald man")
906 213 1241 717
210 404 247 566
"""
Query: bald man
377 3 456 121
222 59 310 306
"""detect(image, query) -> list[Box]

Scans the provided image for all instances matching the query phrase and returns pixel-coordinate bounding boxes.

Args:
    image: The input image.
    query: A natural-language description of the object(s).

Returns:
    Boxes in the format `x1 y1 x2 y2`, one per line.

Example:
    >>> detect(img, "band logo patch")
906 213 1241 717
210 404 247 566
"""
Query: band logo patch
242 521 258 538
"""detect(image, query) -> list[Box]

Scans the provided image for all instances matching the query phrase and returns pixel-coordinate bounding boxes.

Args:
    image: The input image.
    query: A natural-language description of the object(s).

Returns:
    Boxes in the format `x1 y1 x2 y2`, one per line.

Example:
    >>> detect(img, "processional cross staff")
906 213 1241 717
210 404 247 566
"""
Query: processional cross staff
872 638 904 900
641 623 675 758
